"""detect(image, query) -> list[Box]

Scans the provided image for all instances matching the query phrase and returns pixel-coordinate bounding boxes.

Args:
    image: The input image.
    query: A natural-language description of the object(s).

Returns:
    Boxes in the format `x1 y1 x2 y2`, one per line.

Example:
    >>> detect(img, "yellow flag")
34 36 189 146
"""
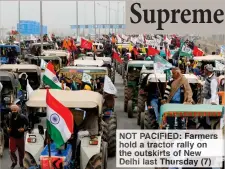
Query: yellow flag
141 47 146 54
129 44 133 52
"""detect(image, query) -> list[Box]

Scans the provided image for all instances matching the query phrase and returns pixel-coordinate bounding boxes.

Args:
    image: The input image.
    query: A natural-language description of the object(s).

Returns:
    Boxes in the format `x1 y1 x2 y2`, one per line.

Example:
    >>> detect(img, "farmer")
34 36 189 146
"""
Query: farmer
7 105 29 169
161 67 193 105
202 64 219 105
161 67 193 129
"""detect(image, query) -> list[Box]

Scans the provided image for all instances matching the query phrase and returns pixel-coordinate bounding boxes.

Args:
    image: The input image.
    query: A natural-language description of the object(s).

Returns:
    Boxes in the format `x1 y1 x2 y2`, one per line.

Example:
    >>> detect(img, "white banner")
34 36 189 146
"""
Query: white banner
131 37 138 44
116 35 122 43
82 73 92 84
26 79 34 99
215 61 225 71
103 75 117 95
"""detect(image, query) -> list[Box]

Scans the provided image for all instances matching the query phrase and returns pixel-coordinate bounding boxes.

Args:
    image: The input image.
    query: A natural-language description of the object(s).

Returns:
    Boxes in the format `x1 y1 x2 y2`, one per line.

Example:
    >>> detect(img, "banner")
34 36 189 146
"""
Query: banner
103 75 117 95
82 73 92 84
215 61 225 71
179 43 193 57
148 46 159 56
193 46 204 56
26 79 34 99
130 37 137 44
81 38 92 50
220 45 225 56
154 55 173 73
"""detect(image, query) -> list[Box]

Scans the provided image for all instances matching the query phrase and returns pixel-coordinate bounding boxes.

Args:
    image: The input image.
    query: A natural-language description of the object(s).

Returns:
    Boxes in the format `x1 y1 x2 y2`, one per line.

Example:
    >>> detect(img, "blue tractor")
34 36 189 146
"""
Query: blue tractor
0 44 20 64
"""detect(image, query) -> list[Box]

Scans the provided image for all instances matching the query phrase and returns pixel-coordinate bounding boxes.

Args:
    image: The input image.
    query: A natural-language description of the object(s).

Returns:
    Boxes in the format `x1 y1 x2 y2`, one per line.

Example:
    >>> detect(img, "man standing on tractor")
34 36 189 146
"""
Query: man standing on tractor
161 67 193 129
201 64 219 128
202 64 219 105
161 67 193 105
7 105 29 169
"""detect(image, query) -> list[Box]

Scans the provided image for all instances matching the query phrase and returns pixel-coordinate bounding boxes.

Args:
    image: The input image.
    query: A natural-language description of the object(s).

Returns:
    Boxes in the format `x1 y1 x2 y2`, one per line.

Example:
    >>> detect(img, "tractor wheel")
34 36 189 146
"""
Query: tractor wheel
101 141 108 169
111 68 115 84
101 120 108 142
124 87 128 112
144 109 159 129
137 94 146 125
104 113 117 157
0 128 4 157
140 112 145 129
86 153 102 169
127 100 133 118
123 77 126 85
23 152 37 169
118 64 121 75
121 64 125 79
124 87 133 112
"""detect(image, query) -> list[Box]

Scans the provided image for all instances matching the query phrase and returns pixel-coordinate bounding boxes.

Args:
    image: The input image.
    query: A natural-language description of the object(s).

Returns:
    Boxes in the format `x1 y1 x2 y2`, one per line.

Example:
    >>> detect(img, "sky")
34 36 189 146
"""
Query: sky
0 1 126 35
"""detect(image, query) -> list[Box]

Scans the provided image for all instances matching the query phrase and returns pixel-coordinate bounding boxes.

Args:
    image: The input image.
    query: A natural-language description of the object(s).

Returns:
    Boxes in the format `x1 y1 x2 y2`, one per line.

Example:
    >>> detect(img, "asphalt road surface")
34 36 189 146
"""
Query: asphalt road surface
0 73 142 169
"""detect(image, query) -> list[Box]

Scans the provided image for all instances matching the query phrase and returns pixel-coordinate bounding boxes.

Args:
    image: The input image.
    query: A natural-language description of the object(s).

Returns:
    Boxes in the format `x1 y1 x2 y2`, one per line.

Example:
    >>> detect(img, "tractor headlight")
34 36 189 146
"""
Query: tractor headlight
4 97 11 103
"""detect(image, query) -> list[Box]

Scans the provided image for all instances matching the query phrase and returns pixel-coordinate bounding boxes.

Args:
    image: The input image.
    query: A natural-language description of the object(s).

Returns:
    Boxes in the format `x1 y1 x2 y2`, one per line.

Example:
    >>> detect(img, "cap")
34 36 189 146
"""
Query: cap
84 85 91 91
204 64 214 72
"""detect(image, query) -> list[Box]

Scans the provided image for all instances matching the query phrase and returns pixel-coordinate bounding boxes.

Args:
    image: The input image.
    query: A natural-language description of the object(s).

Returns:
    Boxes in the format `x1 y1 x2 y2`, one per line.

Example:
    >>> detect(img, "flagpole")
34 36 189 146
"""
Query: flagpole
40 0 43 53
108 1 110 33
18 0 21 52
94 1 96 41
76 0 78 37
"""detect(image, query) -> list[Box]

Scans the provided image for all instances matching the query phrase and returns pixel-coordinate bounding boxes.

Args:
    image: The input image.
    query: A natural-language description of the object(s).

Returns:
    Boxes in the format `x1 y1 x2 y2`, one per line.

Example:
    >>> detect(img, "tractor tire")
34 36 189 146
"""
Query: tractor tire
121 63 125 79
101 120 108 142
111 68 115 84
140 112 145 129
101 141 108 169
144 109 159 129
124 87 133 112
104 113 117 157
0 128 4 157
123 77 127 85
137 94 146 125
118 64 121 75
85 153 102 169
23 152 37 169
127 100 133 118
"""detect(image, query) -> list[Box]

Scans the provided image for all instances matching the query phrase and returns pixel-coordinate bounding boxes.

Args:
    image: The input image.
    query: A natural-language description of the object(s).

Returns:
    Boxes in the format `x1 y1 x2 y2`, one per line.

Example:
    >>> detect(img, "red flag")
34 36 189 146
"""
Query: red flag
147 46 159 56
133 48 139 56
70 39 77 51
113 52 123 64
193 46 204 56
81 38 92 50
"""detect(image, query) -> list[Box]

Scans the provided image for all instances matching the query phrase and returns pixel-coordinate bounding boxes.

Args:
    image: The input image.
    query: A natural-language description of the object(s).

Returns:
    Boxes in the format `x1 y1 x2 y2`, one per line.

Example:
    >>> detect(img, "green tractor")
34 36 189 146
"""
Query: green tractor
140 73 203 129
124 60 154 118
136 69 155 125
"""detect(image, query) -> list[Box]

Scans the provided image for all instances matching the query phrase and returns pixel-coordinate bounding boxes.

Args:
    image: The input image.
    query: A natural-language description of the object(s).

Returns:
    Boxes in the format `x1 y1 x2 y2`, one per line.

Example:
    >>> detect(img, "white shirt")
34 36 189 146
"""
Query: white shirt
203 74 219 104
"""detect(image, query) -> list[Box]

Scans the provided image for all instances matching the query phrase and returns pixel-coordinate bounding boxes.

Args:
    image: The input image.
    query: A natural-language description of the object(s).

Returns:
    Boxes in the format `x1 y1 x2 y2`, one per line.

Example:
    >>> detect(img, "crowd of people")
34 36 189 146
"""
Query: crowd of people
1 34 224 169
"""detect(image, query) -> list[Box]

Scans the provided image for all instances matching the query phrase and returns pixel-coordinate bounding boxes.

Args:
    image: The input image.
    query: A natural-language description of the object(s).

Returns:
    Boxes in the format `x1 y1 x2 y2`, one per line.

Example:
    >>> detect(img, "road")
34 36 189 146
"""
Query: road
0 73 142 169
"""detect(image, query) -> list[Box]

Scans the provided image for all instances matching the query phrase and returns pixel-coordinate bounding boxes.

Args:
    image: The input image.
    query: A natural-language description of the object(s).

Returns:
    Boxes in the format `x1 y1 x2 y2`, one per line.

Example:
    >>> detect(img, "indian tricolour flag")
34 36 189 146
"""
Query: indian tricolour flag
42 62 62 89
46 89 74 148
